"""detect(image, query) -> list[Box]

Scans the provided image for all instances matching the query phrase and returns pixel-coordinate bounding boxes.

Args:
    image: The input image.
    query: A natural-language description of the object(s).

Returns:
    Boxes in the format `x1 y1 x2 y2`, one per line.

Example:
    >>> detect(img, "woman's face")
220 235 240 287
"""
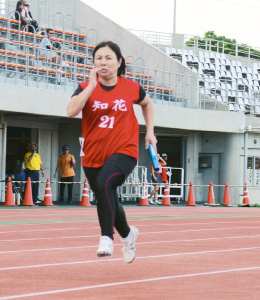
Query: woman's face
94 46 121 79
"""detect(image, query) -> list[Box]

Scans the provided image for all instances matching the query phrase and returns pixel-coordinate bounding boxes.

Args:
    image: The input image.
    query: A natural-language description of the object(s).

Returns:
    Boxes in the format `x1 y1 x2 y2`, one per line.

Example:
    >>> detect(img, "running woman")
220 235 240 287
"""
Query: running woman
67 41 156 263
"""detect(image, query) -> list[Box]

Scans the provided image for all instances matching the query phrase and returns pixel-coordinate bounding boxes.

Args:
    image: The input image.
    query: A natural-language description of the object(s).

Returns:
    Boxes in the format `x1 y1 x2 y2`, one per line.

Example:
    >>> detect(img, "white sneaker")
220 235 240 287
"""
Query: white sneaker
121 226 139 263
97 236 113 257
148 198 154 204
154 200 161 205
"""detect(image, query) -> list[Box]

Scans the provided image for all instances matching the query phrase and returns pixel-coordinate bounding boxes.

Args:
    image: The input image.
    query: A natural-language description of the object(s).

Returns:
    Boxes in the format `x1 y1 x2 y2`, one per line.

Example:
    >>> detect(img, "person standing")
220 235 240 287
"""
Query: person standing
24 142 45 204
149 153 166 204
161 153 168 184
67 41 156 263
54 145 76 204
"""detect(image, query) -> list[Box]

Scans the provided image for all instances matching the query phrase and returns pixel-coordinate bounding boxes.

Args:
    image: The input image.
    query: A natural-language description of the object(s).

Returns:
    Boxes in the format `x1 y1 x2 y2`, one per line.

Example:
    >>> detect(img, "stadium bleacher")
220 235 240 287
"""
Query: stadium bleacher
166 47 260 114
2 3 259 113
0 14 175 102
127 29 260 114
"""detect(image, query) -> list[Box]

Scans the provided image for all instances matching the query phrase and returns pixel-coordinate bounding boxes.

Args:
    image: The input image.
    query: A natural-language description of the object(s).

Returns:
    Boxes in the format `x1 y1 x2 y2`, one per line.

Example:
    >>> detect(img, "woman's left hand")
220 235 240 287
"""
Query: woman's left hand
145 132 157 151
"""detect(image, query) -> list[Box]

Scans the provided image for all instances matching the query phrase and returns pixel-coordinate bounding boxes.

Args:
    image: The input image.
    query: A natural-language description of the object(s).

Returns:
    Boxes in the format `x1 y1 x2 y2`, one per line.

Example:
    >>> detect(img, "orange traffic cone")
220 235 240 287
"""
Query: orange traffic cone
79 179 91 207
138 180 150 206
42 178 54 206
4 177 16 206
207 182 215 205
243 183 250 205
222 182 231 205
162 184 172 206
186 181 196 206
22 177 34 206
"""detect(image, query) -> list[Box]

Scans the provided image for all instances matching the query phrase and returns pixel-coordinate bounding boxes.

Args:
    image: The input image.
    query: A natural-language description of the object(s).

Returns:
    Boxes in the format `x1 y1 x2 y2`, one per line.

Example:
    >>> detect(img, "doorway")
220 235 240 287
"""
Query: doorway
6 127 31 177
199 153 220 202
156 135 186 197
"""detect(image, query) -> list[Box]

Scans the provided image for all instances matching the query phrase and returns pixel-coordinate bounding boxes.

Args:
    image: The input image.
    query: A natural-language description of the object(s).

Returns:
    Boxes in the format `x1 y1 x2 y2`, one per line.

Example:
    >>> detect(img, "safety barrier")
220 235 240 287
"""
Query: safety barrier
146 167 184 203
1 178 260 206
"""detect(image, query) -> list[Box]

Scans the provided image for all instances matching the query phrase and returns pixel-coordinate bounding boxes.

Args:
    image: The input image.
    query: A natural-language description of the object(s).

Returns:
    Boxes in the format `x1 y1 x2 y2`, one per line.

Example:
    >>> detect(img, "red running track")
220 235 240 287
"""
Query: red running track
0 206 260 299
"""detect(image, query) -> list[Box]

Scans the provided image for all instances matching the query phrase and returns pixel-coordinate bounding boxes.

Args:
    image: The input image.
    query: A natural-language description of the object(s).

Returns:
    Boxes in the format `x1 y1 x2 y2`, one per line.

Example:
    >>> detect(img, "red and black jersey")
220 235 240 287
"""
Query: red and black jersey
78 77 144 168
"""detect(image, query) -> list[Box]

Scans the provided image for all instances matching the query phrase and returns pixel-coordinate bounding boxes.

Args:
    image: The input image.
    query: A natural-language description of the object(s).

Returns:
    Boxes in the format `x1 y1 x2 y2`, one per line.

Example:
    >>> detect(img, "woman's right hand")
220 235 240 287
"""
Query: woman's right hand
88 67 101 90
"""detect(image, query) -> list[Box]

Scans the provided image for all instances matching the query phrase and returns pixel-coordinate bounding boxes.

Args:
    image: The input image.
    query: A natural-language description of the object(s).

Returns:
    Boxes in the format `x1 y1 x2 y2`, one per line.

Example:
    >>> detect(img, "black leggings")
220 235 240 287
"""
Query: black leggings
83 153 136 239
60 176 74 201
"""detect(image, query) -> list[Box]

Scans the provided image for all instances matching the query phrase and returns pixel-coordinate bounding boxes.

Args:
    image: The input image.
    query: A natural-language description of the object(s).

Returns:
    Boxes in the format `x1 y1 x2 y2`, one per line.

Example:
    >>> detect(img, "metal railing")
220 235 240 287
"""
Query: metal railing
128 29 260 65
147 167 184 201
118 166 185 202
1 37 259 113
2 9 260 112
118 166 147 201
128 29 173 46
0 40 191 107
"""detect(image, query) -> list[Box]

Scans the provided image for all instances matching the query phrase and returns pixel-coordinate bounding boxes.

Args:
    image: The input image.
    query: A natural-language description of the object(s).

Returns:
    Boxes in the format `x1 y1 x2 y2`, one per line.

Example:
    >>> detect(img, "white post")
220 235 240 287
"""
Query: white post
173 0 177 34
1 114 7 203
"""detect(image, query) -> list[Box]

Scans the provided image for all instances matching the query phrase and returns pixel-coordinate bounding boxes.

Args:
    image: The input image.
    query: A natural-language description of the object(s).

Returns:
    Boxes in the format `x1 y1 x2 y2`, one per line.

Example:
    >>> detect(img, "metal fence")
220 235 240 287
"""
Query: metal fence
128 29 260 65
0 30 194 107
118 166 184 202
1 4 260 112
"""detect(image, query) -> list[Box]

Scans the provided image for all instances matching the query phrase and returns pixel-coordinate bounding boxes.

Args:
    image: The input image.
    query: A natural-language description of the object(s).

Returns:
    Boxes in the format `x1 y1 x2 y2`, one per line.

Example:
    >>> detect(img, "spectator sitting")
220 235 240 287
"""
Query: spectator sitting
24 3 38 31
15 1 28 32
39 28 61 68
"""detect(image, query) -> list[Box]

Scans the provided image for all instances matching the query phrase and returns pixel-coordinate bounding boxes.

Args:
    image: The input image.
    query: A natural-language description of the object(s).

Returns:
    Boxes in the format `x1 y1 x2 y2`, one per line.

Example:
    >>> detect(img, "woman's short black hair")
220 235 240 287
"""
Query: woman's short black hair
92 41 126 76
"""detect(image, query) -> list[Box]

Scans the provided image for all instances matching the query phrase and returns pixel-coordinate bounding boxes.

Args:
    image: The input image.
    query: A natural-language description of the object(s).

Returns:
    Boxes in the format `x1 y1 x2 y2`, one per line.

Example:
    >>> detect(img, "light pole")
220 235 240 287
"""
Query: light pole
173 0 176 34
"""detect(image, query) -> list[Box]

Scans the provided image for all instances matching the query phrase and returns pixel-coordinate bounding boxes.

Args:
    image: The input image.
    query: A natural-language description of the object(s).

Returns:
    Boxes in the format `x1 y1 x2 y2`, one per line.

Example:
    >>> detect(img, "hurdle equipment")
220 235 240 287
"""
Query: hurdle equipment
42 178 54 206
222 182 231 206
242 183 250 205
162 184 172 206
138 180 150 206
4 177 16 206
207 182 215 205
79 178 91 207
186 181 196 206
22 177 34 206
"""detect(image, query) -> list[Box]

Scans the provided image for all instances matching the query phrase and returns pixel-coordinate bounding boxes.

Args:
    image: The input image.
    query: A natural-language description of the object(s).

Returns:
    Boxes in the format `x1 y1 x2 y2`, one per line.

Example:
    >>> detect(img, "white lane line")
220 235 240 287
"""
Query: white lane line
0 216 98 227
0 234 100 242
1 233 260 255
1 265 260 299
1 212 260 228
0 227 100 234
1 225 260 243
1 246 260 271
1 219 260 235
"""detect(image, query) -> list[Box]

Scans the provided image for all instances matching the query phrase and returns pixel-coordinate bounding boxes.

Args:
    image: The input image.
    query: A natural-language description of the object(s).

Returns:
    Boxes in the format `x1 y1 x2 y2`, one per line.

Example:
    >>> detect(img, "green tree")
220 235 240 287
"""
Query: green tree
186 31 260 60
